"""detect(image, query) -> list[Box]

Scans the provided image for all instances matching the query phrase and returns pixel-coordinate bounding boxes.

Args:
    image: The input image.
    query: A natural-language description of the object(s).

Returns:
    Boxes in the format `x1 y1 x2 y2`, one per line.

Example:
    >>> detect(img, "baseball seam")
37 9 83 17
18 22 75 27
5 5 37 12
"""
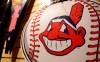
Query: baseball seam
80 1 100 62
29 5 47 62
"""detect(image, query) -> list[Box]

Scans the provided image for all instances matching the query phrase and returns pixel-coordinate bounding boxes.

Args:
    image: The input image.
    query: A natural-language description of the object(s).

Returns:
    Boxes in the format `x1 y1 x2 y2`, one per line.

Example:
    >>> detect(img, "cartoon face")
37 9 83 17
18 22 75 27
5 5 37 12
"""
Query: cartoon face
39 2 86 56
39 19 86 56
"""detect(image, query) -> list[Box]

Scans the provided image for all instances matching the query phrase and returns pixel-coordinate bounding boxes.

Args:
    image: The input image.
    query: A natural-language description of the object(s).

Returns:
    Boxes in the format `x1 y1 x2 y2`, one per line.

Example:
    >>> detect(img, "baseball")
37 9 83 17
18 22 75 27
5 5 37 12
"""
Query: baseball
21 0 100 62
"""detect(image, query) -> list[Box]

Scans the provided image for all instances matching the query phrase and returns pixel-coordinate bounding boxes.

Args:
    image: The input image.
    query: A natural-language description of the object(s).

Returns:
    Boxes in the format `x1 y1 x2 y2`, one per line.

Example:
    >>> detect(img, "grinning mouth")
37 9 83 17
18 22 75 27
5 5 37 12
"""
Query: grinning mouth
43 37 71 52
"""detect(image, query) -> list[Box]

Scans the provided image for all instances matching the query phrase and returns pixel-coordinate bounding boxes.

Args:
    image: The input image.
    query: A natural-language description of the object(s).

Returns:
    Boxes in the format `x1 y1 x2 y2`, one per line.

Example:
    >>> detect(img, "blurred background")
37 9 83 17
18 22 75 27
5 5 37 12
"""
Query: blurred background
0 0 47 62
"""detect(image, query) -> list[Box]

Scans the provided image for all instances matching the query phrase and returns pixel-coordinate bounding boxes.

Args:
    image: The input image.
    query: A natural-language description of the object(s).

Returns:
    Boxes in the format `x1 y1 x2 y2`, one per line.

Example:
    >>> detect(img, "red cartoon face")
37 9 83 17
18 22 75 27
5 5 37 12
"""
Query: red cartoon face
39 19 86 56
39 2 86 56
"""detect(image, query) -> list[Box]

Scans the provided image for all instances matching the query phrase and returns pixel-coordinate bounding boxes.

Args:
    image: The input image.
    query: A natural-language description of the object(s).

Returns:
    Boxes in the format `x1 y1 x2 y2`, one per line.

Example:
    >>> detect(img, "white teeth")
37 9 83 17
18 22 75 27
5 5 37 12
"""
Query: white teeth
43 37 71 51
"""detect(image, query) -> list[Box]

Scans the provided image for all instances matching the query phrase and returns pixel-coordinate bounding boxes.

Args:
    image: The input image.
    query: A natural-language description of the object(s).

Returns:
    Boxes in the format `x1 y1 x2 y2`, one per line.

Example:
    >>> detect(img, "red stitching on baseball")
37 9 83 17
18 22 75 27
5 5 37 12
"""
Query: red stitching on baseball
91 25 100 28
90 14 100 17
87 51 100 55
89 10 100 13
33 14 42 21
32 20 40 24
29 48 39 53
29 5 47 61
81 1 100 62
90 37 100 41
30 28 39 32
29 51 38 58
91 31 100 34
91 19 100 22
28 54 37 62
88 44 100 48
30 39 38 42
86 59 100 62
88 6 98 10
31 24 40 28
30 34 38 37
30 44 40 47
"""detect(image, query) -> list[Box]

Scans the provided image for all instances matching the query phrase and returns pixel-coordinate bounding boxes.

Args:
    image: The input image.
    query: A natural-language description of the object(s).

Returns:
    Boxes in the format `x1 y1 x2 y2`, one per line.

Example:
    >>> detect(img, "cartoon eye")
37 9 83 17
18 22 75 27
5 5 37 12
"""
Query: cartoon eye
60 24 66 32
47 24 52 31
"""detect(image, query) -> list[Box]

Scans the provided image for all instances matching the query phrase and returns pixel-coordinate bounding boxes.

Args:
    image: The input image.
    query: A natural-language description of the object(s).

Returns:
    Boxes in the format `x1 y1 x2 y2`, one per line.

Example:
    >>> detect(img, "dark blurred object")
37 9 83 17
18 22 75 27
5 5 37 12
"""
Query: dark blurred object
5 0 32 53
0 0 11 61
0 0 10 29
51 0 68 4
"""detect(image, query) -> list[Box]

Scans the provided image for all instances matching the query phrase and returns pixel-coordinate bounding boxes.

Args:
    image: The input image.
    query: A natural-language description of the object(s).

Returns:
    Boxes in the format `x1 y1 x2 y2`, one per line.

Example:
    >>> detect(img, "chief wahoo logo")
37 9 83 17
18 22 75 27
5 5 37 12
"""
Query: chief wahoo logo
39 2 86 56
